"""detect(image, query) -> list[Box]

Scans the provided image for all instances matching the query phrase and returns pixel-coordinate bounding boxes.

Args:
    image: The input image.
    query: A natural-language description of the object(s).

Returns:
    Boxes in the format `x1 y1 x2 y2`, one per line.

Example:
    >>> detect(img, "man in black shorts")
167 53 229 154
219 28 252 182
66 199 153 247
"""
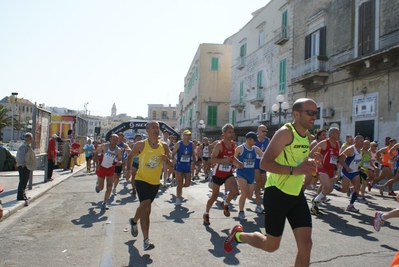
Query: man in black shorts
224 98 321 266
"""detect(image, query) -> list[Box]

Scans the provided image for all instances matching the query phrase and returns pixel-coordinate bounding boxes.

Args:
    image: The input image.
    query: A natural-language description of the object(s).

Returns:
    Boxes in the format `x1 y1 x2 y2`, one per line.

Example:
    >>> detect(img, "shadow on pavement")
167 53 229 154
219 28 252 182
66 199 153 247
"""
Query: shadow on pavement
162 197 195 223
71 204 108 228
205 226 240 265
124 240 153 267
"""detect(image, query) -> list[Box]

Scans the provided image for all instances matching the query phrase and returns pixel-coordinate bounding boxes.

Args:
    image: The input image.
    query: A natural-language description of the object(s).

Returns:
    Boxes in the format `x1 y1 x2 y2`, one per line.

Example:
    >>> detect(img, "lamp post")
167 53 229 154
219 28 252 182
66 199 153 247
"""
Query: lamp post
198 119 206 140
84 102 89 117
271 94 289 129
9 92 18 146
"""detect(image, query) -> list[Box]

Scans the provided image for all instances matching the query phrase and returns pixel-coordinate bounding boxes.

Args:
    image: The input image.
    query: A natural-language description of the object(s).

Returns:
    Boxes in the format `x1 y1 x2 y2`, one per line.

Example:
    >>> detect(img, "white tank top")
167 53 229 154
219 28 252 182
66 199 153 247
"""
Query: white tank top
101 144 118 168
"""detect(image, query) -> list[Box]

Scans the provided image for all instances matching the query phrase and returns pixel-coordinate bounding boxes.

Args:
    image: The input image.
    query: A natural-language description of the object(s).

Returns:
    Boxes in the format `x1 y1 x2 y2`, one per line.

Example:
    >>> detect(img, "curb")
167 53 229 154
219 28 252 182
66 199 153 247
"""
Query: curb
0 165 87 222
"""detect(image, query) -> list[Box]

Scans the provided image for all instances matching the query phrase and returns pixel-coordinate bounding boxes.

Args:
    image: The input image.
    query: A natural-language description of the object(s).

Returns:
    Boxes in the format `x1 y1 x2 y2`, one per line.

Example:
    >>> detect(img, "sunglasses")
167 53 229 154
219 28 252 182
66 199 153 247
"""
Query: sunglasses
261 130 268 133
299 110 318 116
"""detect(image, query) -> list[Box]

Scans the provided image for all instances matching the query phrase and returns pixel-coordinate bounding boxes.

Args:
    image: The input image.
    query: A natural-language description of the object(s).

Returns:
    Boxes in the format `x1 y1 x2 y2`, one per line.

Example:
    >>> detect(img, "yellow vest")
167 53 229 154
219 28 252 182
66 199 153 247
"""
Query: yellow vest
265 123 309 196
135 139 164 185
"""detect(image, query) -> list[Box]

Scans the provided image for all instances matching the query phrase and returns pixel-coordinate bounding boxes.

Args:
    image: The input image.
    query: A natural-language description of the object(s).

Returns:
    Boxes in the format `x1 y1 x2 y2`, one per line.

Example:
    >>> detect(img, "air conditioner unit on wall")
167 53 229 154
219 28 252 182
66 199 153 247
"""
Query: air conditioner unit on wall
262 112 269 121
322 108 334 118
257 114 262 122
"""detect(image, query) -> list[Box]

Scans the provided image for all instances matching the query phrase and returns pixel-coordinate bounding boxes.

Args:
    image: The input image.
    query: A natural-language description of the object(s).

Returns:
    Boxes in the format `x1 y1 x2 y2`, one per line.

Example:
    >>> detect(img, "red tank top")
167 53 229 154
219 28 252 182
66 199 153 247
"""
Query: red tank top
213 140 235 178
319 139 339 171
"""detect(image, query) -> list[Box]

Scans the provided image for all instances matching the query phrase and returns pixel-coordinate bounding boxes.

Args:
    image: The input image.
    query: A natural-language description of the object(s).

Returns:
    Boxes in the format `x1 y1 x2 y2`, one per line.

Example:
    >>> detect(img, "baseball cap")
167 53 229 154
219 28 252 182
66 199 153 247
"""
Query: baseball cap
52 134 59 138
245 131 259 142
183 130 191 135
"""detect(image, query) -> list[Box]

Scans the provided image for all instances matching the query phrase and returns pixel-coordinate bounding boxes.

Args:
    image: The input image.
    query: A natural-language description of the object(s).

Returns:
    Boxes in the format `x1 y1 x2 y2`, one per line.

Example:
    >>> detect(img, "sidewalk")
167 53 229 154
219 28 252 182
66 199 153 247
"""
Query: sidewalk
0 164 86 222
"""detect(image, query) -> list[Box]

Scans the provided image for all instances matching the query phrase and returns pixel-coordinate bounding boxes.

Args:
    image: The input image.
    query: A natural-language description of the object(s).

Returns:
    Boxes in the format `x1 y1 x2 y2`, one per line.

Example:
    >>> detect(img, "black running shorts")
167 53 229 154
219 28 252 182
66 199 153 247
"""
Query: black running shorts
114 165 122 176
135 180 159 203
263 186 312 237
212 175 234 186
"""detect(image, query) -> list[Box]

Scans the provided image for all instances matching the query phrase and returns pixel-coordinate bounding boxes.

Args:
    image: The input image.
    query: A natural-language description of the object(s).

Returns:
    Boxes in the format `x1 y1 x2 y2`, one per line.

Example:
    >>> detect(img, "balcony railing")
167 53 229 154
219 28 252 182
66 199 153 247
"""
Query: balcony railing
291 56 329 79
236 56 245 70
273 25 289 45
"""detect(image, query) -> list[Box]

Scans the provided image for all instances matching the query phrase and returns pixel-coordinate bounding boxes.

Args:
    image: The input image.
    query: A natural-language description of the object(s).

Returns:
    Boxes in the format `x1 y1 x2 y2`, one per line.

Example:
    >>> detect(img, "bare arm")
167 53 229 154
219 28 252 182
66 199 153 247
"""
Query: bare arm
210 143 231 165
171 142 180 158
309 140 327 158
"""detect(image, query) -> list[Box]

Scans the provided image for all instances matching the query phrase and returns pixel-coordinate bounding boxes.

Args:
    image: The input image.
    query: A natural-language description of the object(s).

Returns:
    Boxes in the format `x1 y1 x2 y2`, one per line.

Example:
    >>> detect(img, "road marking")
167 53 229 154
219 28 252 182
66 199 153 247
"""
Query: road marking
99 197 117 267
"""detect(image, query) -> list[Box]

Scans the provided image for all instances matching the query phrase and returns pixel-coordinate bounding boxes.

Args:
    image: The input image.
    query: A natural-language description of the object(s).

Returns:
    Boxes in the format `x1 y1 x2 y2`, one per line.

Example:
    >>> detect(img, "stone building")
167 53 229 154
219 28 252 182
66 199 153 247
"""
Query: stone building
229 0 292 140
147 104 178 130
178 43 232 141
290 0 399 143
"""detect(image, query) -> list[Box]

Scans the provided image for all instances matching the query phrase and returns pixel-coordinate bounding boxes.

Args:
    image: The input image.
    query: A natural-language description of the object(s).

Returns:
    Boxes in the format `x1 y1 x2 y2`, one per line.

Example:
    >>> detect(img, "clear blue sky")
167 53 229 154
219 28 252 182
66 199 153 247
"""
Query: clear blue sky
0 0 270 117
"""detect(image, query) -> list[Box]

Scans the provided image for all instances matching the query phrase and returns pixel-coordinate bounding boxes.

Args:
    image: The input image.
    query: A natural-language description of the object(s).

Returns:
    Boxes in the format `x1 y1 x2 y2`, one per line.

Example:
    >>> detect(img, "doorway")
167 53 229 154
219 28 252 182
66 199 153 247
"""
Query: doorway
355 120 374 140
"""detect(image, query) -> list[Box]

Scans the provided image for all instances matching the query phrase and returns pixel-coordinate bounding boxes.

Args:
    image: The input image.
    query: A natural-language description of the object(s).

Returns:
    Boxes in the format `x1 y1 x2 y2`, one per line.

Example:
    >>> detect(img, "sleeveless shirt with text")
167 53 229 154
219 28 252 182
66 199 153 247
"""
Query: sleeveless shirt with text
135 139 164 185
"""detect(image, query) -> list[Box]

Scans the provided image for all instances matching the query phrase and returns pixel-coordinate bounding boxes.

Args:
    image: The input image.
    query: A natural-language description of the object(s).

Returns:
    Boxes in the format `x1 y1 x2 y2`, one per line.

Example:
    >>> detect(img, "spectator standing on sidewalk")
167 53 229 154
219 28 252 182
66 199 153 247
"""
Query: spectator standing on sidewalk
70 138 80 173
16 133 36 201
47 134 58 181
63 140 71 171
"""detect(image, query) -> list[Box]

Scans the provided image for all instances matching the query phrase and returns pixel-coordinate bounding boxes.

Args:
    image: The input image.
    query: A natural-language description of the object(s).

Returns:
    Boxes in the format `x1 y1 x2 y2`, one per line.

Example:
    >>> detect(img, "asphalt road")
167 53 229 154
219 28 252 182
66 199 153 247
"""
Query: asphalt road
0 170 398 267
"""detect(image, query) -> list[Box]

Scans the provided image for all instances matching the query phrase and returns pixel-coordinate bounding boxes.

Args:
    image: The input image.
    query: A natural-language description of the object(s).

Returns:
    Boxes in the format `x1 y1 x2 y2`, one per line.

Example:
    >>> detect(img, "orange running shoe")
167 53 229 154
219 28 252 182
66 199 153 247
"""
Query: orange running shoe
220 201 230 217
203 214 210 225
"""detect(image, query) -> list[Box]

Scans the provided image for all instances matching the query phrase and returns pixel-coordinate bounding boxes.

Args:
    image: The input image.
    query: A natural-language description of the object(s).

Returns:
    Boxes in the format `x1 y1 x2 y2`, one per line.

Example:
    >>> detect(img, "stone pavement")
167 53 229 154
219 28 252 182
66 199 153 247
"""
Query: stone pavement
0 164 86 221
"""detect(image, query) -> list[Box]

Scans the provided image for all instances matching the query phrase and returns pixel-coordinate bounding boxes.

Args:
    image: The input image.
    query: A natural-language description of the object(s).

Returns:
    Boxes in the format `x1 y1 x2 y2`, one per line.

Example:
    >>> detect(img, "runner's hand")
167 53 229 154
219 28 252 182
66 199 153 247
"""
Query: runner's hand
295 157 316 175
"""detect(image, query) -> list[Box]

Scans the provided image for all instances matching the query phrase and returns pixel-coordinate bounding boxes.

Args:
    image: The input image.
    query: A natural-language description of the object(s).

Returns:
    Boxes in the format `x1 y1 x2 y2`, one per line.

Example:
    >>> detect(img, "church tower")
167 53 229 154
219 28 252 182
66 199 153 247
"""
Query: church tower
111 103 117 117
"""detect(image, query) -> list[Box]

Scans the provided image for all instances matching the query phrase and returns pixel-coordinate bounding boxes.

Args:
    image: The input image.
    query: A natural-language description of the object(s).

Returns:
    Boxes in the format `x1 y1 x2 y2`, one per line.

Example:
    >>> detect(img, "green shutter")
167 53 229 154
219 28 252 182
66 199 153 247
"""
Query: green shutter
207 106 217 126
279 59 286 93
240 43 247 56
231 110 235 125
211 57 219 71
189 108 193 121
239 81 244 104
257 71 262 87
282 10 288 38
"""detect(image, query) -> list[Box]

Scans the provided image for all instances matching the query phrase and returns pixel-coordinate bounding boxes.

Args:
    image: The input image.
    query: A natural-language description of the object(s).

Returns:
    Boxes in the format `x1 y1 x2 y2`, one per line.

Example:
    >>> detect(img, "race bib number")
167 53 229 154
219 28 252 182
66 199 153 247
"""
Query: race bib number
329 155 338 165
243 159 255 168
363 161 370 168
218 162 232 172
180 155 190 163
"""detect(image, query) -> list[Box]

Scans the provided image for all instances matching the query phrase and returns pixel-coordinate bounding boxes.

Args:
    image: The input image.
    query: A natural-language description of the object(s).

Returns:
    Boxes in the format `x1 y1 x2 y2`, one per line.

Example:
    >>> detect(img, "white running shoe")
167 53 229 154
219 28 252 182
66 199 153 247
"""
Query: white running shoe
238 211 245 220
255 205 264 214
175 198 181 206
373 211 385 232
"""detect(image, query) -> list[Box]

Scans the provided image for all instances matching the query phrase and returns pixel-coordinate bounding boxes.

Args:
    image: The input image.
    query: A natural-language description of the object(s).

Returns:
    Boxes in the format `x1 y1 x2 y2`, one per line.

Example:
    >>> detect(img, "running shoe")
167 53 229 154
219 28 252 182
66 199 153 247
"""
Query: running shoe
255 205 264 214
373 211 385 232
238 211 245 220
322 197 331 203
224 224 243 253
101 202 109 210
175 198 181 206
129 218 138 237
367 182 373 192
357 197 367 204
203 213 210 225
162 183 167 189
378 186 384 196
310 200 323 216
346 205 359 212
388 191 397 196
143 238 155 251
95 184 100 193
220 201 230 217
112 188 117 195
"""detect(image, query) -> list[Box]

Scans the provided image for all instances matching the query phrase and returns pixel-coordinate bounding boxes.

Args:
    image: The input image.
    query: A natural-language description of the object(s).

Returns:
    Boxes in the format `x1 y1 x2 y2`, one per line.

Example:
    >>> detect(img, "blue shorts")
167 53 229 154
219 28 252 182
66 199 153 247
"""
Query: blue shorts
175 163 191 173
342 169 359 180
236 172 255 184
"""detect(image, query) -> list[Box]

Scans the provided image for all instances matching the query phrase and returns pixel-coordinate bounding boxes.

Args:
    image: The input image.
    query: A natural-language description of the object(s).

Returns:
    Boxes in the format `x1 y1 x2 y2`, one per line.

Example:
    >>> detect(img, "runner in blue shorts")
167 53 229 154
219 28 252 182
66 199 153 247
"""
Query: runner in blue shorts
235 132 264 220
254 124 269 213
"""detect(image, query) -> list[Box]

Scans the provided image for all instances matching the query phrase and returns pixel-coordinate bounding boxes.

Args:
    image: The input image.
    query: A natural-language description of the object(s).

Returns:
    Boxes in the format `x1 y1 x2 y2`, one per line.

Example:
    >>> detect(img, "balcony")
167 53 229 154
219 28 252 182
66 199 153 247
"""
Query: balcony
273 26 289 45
291 56 329 87
231 97 246 113
249 89 264 108
236 56 245 70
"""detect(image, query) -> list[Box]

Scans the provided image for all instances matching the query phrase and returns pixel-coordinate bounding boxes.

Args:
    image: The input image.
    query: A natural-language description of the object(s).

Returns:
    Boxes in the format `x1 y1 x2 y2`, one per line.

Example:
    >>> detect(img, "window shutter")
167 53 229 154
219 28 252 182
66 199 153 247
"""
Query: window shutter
319 26 327 56
239 81 244 104
231 110 235 125
257 71 262 86
282 10 288 38
305 34 311 60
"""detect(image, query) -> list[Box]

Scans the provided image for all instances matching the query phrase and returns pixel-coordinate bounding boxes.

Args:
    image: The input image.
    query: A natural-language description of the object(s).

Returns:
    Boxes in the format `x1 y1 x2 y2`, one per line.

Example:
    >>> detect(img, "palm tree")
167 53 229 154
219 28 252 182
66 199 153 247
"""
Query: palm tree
0 104 15 141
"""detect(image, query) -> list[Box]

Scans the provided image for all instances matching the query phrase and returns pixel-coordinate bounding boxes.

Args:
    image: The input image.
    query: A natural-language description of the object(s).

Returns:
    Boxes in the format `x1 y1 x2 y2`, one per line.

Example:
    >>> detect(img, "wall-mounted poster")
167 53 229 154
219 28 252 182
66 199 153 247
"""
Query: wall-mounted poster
353 96 377 118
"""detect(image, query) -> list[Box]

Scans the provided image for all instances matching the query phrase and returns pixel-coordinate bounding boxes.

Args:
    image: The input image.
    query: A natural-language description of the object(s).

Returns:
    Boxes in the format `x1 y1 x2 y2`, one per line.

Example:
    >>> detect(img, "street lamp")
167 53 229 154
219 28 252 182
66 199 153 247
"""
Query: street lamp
8 92 18 146
198 119 206 140
271 94 289 129
84 102 89 117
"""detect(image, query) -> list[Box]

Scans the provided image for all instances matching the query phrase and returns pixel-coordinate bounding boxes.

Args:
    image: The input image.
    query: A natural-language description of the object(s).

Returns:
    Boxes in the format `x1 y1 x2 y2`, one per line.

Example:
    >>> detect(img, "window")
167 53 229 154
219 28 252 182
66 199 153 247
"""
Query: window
257 70 263 87
231 110 235 125
279 59 286 93
89 121 94 126
304 26 326 60
152 110 157 120
195 66 198 80
211 57 219 71
173 111 176 118
239 43 247 65
259 30 264 47
358 0 375 55
239 81 244 104
162 111 167 119
207 106 217 126
282 10 288 38
88 129 93 134
193 104 196 120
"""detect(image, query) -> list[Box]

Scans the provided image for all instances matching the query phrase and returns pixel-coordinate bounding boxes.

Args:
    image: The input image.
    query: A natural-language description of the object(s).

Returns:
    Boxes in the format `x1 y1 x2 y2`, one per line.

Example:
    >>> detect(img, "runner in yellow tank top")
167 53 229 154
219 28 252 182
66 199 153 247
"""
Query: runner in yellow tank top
125 121 171 251
224 98 322 267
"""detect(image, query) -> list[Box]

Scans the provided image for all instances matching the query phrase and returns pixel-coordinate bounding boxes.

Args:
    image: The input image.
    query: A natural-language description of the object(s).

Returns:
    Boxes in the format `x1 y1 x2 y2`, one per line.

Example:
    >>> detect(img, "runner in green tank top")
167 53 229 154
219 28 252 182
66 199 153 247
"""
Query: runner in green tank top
224 98 322 267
